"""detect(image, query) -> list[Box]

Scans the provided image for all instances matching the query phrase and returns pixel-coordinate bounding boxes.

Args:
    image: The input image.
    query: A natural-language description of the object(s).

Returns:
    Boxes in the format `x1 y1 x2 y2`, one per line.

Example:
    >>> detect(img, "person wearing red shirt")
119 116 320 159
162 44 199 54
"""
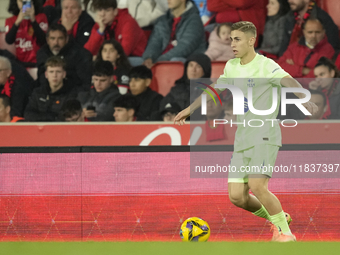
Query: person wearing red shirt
309 57 340 119
278 18 334 80
5 0 48 67
84 0 147 58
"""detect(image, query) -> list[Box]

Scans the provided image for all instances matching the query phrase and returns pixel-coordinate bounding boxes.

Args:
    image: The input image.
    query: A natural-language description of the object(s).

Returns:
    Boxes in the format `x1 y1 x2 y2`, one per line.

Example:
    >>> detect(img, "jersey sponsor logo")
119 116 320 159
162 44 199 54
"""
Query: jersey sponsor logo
15 38 33 51
272 68 280 73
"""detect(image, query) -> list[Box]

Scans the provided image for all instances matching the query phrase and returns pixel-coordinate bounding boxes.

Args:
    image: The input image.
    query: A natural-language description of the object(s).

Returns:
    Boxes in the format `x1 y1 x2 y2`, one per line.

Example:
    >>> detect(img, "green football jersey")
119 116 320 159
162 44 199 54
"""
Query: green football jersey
217 54 289 152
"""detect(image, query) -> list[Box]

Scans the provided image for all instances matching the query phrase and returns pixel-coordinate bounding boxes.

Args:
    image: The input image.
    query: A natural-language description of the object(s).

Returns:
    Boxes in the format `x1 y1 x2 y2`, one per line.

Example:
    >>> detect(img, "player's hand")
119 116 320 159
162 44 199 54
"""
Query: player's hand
25 7 35 22
302 101 318 116
174 107 190 126
286 59 294 65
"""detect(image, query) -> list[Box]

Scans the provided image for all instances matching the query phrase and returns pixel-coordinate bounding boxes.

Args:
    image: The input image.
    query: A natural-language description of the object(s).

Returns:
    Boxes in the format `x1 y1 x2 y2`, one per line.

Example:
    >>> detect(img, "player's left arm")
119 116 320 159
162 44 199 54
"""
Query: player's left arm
280 75 318 115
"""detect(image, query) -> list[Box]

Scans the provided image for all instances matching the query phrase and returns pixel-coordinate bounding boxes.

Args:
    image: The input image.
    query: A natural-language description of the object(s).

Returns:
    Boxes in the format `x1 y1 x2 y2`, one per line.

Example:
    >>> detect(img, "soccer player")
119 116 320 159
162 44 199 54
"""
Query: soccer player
174 21 318 242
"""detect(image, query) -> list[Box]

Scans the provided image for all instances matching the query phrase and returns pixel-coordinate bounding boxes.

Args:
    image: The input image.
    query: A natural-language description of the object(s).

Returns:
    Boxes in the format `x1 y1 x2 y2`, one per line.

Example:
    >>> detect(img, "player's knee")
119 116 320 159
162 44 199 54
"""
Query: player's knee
229 192 247 208
248 183 267 197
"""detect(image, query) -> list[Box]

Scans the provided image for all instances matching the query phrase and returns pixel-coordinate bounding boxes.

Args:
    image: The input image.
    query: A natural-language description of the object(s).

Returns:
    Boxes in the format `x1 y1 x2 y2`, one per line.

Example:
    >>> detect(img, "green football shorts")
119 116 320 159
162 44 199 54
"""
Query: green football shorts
228 144 280 183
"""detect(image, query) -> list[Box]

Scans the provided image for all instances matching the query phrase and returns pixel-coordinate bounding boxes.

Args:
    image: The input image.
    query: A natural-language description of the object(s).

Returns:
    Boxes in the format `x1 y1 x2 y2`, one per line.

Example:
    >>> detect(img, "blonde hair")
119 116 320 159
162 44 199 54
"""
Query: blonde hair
231 21 257 38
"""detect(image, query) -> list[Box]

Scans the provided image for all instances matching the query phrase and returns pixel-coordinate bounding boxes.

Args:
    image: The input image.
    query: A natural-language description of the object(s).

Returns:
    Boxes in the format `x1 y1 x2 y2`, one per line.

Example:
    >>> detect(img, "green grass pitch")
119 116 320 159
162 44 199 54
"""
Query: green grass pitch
1 242 340 255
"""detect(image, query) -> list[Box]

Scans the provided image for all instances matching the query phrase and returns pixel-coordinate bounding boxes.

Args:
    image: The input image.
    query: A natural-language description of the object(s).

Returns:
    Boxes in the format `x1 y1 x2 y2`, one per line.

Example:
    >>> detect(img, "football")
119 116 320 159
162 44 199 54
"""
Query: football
179 217 210 242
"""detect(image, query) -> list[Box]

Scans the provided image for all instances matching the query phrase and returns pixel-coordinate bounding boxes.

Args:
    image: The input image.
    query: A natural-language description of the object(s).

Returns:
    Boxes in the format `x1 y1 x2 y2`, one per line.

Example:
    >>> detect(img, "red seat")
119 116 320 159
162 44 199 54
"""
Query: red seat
150 61 184 96
211 61 226 79
0 32 16 56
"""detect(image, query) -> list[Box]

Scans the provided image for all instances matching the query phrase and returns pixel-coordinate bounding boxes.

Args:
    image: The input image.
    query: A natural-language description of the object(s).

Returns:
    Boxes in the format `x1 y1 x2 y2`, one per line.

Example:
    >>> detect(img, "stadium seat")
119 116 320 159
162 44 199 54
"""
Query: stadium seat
211 61 226 79
0 31 16 56
150 61 184 96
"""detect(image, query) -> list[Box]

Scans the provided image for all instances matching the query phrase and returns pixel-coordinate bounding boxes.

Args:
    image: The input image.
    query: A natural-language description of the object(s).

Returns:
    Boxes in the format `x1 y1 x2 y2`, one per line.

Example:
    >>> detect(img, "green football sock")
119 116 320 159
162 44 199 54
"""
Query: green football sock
270 211 292 235
252 205 271 221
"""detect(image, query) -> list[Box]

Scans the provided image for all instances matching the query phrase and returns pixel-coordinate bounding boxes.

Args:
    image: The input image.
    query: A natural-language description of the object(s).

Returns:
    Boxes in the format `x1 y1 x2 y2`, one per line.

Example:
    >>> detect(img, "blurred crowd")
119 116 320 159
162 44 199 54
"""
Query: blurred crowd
0 0 340 124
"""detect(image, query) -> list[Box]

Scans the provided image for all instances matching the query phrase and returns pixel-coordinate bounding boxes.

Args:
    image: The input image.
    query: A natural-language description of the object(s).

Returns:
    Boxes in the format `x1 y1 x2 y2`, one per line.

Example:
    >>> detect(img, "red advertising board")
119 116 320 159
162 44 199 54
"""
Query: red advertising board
0 122 339 147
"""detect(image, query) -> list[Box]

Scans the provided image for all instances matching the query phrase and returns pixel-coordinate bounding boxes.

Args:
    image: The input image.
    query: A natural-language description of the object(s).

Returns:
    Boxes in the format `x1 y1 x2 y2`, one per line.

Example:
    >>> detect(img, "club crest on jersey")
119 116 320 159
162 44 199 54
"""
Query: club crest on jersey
247 79 255 87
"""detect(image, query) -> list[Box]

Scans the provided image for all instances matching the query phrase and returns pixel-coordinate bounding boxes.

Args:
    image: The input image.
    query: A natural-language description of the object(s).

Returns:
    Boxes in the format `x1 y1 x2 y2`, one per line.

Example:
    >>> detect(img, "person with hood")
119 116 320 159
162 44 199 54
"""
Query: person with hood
24 56 77 121
160 53 211 112
142 0 206 68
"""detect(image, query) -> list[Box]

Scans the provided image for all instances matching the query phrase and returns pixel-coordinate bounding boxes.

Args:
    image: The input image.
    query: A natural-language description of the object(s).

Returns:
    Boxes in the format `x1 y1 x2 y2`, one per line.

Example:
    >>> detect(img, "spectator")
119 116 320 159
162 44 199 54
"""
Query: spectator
142 0 206 68
126 0 168 28
84 0 147 59
96 39 131 94
77 61 120 121
36 23 93 90
0 49 34 94
160 53 211 110
309 57 340 119
205 22 234 61
159 102 181 122
53 0 95 46
306 89 328 119
58 98 85 121
128 65 163 121
192 0 212 24
113 94 139 122
278 18 334 79
0 56 29 117
279 0 340 56
24 56 77 121
5 0 48 67
0 94 25 122
257 0 290 57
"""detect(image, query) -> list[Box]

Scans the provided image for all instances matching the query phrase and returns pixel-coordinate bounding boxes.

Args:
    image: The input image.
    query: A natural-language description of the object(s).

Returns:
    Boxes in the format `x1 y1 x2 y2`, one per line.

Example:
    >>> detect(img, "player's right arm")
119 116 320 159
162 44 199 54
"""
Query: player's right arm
173 82 224 125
